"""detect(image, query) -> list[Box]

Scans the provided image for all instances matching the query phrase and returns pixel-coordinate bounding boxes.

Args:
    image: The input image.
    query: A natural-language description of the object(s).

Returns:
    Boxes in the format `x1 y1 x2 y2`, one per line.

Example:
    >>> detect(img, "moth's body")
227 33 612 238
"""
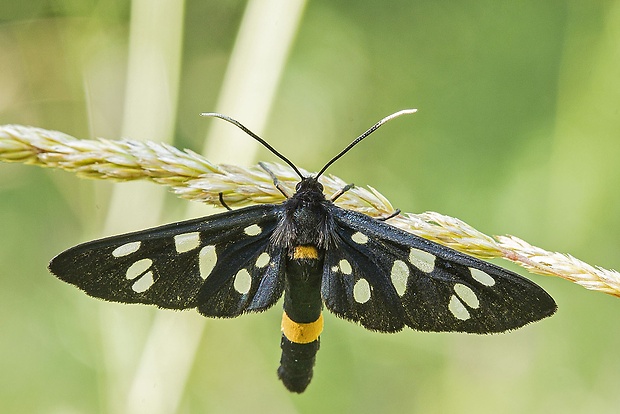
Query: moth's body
48 110 557 393
276 178 331 392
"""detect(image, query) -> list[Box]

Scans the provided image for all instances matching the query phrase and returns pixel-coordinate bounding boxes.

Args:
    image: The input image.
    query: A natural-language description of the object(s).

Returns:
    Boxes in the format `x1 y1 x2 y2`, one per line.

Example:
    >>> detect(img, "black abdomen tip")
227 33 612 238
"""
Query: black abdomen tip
277 335 320 393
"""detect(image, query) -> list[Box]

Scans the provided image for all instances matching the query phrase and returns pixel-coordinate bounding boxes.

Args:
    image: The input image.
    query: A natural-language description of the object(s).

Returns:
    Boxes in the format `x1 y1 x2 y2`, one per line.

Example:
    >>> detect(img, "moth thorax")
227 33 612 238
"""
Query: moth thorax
290 205 328 246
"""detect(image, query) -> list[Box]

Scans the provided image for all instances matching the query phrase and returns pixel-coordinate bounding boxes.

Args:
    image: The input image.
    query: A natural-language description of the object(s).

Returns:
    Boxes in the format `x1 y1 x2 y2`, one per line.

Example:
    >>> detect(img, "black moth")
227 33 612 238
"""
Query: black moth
49 110 556 393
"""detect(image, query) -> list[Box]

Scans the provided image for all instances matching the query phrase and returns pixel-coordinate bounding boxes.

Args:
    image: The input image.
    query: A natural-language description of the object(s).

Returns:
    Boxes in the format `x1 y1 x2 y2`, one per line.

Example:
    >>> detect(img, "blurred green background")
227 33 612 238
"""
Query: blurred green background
2 1 620 413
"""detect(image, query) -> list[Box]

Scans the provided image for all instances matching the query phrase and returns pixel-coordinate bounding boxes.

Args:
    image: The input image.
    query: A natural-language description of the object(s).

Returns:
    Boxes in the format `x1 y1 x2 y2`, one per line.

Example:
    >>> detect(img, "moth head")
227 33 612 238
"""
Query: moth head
295 177 324 193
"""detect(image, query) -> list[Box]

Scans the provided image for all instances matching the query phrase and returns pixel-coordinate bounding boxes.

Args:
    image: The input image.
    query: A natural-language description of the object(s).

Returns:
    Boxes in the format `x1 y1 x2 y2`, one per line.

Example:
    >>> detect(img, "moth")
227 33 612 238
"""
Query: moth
49 109 556 393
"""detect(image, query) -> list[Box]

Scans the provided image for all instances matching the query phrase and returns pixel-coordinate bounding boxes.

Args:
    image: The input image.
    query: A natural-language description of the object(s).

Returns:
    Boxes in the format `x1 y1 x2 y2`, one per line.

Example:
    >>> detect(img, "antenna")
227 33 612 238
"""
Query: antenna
200 112 305 179
201 108 417 181
315 109 417 179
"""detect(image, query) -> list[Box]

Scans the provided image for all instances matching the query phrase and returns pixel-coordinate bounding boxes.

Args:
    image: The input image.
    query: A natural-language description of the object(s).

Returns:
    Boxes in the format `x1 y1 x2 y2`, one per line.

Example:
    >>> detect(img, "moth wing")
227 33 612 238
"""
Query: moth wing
323 208 556 333
49 204 286 317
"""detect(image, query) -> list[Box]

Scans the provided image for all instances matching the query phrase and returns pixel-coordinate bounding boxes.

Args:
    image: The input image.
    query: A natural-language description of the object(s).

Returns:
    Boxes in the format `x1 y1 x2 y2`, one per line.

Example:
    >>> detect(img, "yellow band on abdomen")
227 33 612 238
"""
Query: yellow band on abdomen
293 245 319 260
281 312 324 344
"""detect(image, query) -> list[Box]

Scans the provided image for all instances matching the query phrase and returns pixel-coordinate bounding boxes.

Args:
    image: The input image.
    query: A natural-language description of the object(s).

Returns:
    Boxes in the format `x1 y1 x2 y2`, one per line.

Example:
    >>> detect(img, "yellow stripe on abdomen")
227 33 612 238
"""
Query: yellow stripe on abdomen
293 245 319 260
281 311 324 344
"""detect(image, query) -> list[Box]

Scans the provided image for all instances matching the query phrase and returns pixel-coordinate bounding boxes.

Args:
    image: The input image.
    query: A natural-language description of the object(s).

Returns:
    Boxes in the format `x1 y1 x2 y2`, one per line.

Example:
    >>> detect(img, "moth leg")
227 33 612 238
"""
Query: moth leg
259 161 291 198
331 183 355 202
218 192 232 211
377 209 401 221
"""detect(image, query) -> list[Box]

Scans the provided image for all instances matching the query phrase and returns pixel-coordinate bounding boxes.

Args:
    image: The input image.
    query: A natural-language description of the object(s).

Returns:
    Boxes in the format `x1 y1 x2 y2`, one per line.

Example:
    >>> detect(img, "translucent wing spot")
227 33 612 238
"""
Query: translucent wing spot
244 224 262 236
454 283 479 309
199 245 217 279
174 232 200 253
234 269 252 294
126 258 153 280
112 241 141 257
132 271 154 293
470 267 496 286
391 259 409 296
351 231 369 244
409 248 435 273
255 252 270 268
353 279 371 304
448 295 471 320
331 265 339 272
339 259 352 275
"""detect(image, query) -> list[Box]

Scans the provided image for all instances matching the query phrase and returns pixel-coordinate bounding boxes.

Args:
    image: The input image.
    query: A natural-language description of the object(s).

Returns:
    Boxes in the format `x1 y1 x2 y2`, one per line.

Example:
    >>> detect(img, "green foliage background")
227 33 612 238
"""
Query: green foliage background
1 1 620 413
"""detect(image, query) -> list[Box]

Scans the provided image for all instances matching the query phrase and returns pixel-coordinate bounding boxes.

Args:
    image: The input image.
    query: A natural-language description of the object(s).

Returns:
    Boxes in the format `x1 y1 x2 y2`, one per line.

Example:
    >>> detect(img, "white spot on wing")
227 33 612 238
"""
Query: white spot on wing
353 279 371 303
126 258 153 280
449 295 470 320
234 269 252 294
244 224 262 236
409 248 435 273
113 241 141 257
331 265 339 272
351 232 368 244
339 259 352 275
391 260 409 296
199 245 217 279
470 267 495 286
454 283 479 309
132 271 154 293
255 252 270 268
174 232 200 253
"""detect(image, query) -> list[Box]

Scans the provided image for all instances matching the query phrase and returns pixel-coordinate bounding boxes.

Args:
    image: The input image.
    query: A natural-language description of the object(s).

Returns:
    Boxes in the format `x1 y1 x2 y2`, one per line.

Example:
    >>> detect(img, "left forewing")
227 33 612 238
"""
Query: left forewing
49 204 287 317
